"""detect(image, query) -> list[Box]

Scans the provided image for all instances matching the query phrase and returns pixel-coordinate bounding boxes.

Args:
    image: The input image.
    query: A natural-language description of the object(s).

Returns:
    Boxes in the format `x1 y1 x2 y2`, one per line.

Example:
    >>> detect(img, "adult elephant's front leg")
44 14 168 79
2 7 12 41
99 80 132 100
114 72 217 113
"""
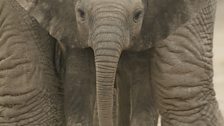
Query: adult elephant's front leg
0 0 64 125
151 2 224 126
63 48 96 126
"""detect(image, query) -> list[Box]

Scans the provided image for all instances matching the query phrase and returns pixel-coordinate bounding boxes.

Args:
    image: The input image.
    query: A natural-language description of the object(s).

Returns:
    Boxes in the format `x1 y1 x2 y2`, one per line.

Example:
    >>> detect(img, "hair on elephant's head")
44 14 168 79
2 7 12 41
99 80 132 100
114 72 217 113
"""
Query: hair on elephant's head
17 0 210 125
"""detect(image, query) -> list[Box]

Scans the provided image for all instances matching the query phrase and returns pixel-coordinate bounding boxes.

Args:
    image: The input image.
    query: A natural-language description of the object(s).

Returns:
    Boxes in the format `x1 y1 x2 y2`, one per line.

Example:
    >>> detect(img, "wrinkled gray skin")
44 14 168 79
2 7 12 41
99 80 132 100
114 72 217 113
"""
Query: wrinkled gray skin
1 0 223 126
0 0 64 125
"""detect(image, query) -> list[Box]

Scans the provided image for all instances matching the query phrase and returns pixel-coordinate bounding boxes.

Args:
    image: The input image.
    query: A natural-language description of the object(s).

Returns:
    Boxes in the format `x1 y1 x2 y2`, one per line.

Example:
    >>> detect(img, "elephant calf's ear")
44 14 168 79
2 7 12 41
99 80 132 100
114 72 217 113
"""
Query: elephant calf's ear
17 0 80 49
141 0 210 45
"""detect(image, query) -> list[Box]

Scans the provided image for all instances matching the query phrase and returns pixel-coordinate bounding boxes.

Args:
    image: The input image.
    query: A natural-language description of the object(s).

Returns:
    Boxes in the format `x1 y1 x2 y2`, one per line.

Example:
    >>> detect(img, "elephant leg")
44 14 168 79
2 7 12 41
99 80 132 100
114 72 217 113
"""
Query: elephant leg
0 1 64 125
63 48 96 126
116 70 131 126
118 51 158 126
130 74 158 126
151 1 224 125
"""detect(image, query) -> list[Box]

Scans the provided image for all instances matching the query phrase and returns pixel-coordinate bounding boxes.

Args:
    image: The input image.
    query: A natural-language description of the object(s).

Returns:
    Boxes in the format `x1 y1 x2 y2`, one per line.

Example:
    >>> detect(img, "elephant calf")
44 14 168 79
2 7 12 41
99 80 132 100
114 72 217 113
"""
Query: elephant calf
1 0 224 126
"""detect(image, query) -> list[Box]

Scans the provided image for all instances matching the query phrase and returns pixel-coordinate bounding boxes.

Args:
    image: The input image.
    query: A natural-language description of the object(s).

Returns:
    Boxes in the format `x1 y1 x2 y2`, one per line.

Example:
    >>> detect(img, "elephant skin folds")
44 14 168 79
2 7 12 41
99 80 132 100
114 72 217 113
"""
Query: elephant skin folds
0 0 64 126
2 0 224 126
151 0 224 125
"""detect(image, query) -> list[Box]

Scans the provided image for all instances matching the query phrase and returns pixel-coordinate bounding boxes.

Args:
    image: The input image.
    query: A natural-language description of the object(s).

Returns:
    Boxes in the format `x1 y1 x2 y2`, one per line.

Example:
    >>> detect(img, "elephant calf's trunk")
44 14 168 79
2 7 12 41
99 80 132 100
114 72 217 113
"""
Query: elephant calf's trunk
91 5 127 125
94 45 121 126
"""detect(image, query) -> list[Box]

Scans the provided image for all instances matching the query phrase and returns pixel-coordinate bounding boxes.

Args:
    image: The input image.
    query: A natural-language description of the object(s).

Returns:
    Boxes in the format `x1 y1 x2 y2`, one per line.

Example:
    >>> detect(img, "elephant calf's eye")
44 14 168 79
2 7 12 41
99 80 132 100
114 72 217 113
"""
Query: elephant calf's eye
78 8 85 21
133 10 143 23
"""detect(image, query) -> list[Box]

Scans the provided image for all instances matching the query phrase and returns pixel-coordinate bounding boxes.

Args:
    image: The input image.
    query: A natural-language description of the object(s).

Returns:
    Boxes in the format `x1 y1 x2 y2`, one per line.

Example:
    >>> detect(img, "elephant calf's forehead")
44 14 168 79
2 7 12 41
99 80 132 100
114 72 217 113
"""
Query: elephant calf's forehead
79 0 144 14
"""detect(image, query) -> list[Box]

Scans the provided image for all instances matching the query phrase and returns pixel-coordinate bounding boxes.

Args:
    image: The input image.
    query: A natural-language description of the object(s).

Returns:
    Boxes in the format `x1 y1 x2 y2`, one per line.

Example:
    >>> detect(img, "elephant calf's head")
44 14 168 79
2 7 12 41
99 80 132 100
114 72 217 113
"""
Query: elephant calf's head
75 0 145 49
75 0 145 125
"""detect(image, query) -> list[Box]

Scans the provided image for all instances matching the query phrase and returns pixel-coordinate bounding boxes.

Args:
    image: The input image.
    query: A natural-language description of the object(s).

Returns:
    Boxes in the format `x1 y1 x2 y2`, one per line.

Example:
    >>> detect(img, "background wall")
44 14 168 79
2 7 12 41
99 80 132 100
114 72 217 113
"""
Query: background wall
214 0 224 115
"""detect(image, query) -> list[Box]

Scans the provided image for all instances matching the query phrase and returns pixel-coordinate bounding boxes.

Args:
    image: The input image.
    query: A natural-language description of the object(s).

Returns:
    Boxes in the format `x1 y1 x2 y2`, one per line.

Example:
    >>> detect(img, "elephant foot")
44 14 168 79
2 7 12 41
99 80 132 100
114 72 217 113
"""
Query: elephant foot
131 111 158 126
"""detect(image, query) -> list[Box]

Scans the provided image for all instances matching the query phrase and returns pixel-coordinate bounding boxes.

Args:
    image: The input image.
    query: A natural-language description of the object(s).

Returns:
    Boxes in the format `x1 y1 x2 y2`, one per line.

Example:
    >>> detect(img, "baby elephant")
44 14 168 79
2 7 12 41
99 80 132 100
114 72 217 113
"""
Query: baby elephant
0 0 223 126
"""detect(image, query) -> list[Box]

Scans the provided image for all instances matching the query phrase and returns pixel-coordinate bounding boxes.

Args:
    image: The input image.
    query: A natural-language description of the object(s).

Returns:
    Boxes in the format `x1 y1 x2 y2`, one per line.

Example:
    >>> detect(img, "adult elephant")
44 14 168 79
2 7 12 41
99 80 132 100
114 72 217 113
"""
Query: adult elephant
17 0 224 126
0 0 64 126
